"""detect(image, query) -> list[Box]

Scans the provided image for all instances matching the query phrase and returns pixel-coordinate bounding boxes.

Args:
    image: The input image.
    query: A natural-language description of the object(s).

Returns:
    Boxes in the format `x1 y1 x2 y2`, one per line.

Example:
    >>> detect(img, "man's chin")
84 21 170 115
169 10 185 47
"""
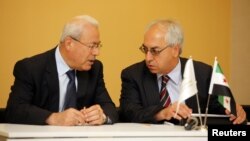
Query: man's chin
79 65 92 71
147 66 157 73
148 68 158 74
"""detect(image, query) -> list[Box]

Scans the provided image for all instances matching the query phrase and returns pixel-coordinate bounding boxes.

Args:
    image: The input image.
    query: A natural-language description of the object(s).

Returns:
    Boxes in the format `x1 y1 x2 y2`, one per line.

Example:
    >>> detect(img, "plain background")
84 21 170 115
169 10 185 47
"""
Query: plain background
0 0 249 108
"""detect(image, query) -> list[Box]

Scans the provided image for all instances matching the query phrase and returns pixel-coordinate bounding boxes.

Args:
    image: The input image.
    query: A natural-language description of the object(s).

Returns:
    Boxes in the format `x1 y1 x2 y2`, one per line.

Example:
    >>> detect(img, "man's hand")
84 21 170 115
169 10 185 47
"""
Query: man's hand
46 108 86 126
225 103 246 124
80 104 106 125
154 102 192 121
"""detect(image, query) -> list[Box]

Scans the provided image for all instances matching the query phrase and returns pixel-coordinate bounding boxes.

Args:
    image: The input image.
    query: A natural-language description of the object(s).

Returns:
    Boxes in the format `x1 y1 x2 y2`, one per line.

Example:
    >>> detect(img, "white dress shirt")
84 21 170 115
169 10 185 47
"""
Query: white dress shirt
55 46 77 112
157 59 182 103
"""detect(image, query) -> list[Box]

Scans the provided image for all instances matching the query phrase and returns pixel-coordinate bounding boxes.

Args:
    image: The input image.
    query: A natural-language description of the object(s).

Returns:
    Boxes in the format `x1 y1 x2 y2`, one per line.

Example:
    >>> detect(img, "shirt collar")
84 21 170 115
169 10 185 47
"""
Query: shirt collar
157 59 182 85
55 46 71 76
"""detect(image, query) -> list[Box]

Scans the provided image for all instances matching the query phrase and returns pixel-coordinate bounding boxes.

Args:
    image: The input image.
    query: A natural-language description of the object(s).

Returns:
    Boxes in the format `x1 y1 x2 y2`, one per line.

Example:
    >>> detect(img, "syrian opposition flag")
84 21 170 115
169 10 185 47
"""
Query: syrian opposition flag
208 58 236 116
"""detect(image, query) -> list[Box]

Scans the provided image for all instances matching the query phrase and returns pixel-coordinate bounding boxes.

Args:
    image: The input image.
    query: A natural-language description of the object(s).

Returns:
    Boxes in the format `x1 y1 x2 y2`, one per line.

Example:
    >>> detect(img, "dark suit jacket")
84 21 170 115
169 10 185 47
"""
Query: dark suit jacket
5 48 118 125
119 58 225 124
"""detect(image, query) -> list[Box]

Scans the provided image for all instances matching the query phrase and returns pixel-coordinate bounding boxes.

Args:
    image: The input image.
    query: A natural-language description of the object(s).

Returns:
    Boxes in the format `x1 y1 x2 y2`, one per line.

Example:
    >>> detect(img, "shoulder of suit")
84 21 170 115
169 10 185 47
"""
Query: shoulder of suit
15 48 56 70
121 60 148 78
18 48 55 63
122 60 145 72
193 59 211 69
180 57 211 68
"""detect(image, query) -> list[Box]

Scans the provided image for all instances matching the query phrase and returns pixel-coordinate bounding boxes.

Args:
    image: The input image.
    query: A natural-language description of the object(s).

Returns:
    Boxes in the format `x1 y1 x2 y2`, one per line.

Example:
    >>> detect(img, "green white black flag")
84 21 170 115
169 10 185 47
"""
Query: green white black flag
208 58 236 116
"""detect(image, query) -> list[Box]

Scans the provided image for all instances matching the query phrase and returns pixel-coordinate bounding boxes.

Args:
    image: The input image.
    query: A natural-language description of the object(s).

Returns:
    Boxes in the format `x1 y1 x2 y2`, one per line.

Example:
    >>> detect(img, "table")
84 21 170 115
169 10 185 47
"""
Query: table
0 123 207 141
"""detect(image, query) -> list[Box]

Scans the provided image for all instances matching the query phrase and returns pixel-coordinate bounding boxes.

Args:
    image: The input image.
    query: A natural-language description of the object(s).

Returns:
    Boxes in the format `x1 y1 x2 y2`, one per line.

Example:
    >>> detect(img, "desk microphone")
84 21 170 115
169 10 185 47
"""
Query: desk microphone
184 117 198 130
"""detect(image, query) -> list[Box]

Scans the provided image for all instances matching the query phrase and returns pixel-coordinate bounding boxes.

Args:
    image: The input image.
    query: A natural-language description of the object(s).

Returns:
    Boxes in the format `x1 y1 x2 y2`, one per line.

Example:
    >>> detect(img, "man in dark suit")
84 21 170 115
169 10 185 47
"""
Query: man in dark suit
5 15 118 126
119 19 246 124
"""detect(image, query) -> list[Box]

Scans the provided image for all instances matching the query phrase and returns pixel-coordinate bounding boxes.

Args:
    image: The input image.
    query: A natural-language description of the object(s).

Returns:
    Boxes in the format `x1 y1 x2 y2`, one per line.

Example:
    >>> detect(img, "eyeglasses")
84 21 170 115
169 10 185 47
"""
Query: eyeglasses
70 36 102 49
139 44 170 56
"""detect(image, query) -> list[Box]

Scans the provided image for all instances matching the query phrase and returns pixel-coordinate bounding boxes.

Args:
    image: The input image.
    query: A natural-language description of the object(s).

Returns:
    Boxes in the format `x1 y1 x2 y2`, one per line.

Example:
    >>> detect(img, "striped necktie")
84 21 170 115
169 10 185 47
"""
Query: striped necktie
160 75 171 107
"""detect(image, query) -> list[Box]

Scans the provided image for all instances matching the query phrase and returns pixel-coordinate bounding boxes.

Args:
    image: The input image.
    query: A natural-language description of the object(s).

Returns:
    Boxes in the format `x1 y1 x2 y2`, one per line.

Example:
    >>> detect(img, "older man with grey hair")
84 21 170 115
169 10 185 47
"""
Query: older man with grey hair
5 15 118 126
119 19 246 125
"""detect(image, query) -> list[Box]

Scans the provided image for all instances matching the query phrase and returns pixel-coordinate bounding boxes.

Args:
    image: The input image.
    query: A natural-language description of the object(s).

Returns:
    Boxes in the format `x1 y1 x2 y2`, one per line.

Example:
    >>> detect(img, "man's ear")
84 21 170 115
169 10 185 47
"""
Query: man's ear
172 45 180 57
64 36 73 50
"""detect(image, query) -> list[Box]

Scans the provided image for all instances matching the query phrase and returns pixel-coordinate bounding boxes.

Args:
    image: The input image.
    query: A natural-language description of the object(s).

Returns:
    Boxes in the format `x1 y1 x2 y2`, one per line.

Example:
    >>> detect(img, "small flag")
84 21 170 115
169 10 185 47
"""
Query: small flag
178 57 198 103
208 58 236 115
175 57 198 117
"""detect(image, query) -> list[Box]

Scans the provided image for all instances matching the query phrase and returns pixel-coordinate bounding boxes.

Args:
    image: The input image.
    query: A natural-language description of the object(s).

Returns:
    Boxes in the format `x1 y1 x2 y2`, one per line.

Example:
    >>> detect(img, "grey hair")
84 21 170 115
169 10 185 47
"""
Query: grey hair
60 15 99 42
145 19 184 54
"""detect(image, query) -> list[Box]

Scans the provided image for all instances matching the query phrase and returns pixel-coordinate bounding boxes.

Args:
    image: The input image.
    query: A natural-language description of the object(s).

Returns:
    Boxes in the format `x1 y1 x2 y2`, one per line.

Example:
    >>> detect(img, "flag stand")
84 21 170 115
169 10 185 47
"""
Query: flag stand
203 94 211 127
198 125 208 131
195 92 203 126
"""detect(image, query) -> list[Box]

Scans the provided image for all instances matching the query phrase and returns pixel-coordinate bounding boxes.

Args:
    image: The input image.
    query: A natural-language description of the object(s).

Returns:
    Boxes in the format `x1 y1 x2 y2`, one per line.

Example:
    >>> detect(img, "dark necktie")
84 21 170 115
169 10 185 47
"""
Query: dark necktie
63 70 77 110
160 75 171 107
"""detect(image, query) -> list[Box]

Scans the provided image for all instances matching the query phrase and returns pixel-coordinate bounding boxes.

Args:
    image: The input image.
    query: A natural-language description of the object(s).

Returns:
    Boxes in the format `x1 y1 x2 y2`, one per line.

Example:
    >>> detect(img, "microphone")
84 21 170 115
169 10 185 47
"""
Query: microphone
184 117 198 130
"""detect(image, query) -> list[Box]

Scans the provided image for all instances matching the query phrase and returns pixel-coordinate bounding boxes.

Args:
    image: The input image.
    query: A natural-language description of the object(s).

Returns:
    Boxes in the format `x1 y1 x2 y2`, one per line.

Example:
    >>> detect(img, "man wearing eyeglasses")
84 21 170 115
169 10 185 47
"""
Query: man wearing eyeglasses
5 15 118 126
119 19 246 125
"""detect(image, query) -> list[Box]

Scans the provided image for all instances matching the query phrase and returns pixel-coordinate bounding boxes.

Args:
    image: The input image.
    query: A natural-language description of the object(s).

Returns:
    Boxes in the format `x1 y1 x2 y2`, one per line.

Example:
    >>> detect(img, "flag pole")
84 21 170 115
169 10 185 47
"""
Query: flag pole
204 57 217 128
188 56 202 126
195 92 203 126
203 94 211 127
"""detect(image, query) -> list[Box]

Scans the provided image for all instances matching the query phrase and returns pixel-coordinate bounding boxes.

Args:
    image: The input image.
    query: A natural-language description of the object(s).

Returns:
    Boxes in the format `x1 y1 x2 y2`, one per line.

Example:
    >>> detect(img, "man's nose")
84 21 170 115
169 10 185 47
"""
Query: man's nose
91 47 100 56
145 51 153 61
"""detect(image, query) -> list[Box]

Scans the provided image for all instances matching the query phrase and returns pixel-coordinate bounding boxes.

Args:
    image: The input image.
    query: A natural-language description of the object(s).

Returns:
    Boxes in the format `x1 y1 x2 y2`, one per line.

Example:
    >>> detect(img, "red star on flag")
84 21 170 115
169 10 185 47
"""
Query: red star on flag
223 78 227 84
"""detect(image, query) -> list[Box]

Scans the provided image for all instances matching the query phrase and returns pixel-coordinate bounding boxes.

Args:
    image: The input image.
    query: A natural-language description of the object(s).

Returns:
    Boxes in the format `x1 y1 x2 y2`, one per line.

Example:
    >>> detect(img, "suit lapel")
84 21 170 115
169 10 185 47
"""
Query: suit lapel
143 64 160 105
76 71 88 100
44 49 60 111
